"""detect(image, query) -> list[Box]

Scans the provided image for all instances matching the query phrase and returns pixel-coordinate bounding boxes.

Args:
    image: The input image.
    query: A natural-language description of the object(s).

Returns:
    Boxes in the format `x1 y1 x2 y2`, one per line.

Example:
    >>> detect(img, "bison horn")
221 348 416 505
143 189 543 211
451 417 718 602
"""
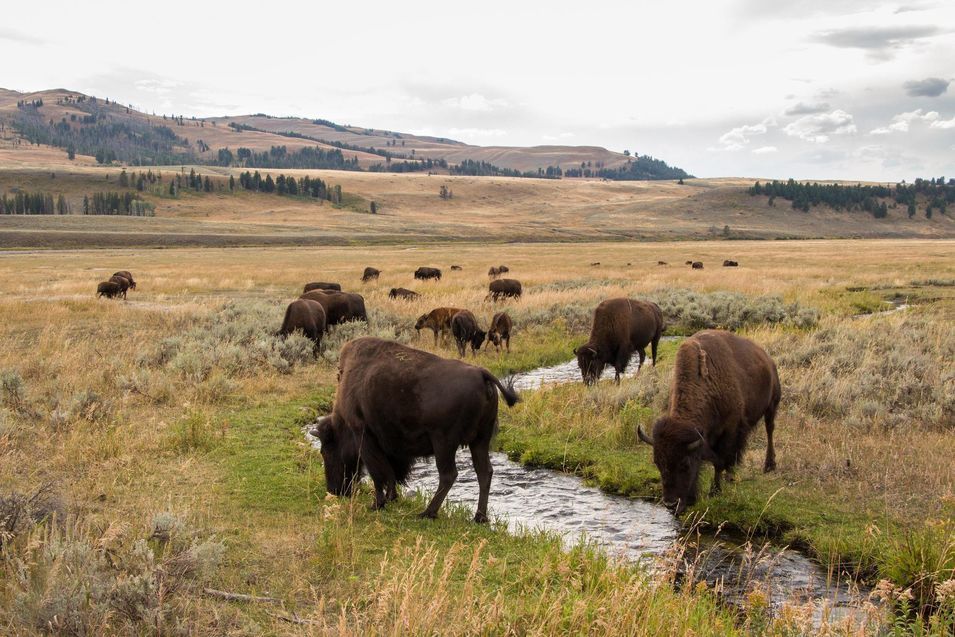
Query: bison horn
686 438 704 451
637 426 654 446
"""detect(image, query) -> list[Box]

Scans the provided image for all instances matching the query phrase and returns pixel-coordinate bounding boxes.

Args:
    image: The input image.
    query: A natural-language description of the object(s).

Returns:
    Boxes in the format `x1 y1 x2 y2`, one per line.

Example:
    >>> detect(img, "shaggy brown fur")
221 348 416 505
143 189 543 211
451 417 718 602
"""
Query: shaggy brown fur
691 261 704 269
575 298 664 385
108 275 131 299
487 312 512 352
96 281 121 299
486 278 522 301
638 330 780 514
299 290 368 327
112 271 136 290
722 260 739 267
310 337 519 522
279 299 326 348
450 310 486 357
414 267 442 281
389 287 420 300
303 281 342 293
414 307 463 344
361 267 380 282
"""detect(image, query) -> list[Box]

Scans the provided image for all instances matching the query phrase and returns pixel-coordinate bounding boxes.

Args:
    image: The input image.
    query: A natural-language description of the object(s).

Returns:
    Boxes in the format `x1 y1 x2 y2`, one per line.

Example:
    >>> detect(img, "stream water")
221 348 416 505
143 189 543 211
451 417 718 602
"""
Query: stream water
305 351 869 620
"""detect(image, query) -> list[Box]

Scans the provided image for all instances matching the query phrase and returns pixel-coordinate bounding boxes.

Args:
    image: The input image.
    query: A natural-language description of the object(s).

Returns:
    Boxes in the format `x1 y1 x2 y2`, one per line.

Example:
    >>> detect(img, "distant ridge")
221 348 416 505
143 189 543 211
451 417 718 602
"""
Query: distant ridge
0 88 690 179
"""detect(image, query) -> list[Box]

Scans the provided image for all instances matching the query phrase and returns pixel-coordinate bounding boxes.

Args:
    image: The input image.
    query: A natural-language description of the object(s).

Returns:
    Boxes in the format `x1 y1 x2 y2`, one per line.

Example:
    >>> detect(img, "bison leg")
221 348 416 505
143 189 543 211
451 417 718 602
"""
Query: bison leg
651 334 660 366
361 438 397 511
504 335 510 352
469 439 493 524
763 408 777 472
419 444 458 520
456 338 466 358
637 348 646 371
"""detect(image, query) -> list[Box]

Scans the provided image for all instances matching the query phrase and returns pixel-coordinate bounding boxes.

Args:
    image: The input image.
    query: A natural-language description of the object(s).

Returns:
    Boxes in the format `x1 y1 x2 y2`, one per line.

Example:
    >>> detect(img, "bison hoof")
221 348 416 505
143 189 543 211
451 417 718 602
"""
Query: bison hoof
417 510 438 520
764 460 777 473
370 501 387 511
473 511 489 524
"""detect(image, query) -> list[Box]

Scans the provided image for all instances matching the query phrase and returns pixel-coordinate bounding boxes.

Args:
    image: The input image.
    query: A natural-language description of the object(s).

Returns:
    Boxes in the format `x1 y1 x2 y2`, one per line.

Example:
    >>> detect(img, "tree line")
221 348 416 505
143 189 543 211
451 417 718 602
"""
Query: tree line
750 178 954 218
0 192 68 215
564 155 690 180
236 170 342 203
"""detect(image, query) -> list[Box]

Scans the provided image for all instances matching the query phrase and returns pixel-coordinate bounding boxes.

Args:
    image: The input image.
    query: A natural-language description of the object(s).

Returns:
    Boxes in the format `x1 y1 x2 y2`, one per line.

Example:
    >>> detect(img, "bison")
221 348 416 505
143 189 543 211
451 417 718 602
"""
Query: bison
590 262 601 266
657 261 668 266
279 298 326 348
414 267 442 281
722 260 739 267
451 310 486 357
96 281 122 299
303 281 342 293
684 260 693 265
389 287 420 300
109 275 131 299
300 290 368 327
498 265 509 273
487 312 512 352
638 330 780 514
691 261 704 269
488 266 501 279
361 267 380 282
310 337 519 522
112 271 136 290
414 307 463 344
575 298 664 385
450 265 463 271
486 278 522 301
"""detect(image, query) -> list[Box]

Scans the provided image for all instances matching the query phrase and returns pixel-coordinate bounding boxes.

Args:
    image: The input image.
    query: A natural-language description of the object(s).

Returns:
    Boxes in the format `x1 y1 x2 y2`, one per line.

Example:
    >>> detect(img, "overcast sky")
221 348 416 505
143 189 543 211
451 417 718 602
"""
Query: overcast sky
2 0 954 180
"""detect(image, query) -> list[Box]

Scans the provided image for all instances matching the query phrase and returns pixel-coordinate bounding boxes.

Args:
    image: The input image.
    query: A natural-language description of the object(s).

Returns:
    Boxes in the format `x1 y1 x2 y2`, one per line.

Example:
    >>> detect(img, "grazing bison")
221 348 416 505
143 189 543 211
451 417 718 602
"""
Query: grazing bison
498 265 509 273
310 337 519 521
361 267 380 283
96 281 122 299
414 267 442 281
279 299 326 348
300 290 368 327
722 260 739 267
590 262 601 266
109 275 131 299
303 281 342 293
414 307 463 344
389 287 420 301
658 261 668 266
684 260 693 265
486 278 522 301
575 298 664 385
691 261 704 269
451 310 486 357
450 265 463 271
488 266 501 279
487 312 512 352
638 330 780 514
112 271 136 290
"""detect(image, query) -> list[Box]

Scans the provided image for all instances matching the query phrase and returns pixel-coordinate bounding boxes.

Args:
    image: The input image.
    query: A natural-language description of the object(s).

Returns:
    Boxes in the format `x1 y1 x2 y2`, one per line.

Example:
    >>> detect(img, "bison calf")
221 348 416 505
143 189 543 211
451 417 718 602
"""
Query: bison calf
279 299 326 349
311 337 519 522
638 330 780 514
575 298 664 385
451 310 486 357
414 307 462 344
487 312 512 352
96 281 122 299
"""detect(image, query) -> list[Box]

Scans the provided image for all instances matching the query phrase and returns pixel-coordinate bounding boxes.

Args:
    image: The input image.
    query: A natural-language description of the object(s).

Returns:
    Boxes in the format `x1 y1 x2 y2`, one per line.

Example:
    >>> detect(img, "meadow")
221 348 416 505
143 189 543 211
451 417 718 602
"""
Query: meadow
1 239 953 635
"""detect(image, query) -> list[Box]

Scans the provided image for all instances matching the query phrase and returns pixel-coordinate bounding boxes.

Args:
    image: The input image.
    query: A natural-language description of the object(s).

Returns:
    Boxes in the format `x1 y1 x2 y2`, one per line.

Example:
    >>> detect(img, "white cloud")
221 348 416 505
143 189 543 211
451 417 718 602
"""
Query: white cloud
783 109 856 143
930 116 955 130
716 118 773 151
441 93 508 112
870 108 939 134
752 146 778 154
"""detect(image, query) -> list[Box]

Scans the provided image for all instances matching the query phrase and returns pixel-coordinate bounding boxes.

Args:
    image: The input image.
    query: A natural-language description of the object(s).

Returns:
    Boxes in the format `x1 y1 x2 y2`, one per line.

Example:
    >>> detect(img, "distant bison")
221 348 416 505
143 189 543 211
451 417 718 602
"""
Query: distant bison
304 281 342 293
487 278 522 301
361 267 380 282
300 290 368 327
112 271 136 290
488 266 501 278
451 310 486 357
310 336 519 521
450 265 463 271
109 275 131 299
638 330 780 514
590 262 601 266
414 267 442 281
279 298 326 348
691 261 704 269
658 261 668 266
498 265 509 273
414 307 463 344
96 281 122 299
722 260 739 267
684 260 693 265
487 312 512 352
389 287 420 300
575 298 664 385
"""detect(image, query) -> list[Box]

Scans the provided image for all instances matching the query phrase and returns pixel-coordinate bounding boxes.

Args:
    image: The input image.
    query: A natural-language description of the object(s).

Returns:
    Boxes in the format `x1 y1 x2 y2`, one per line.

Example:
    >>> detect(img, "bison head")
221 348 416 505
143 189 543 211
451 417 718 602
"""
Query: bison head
574 345 602 386
638 418 715 515
414 314 428 332
471 329 487 351
312 415 362 497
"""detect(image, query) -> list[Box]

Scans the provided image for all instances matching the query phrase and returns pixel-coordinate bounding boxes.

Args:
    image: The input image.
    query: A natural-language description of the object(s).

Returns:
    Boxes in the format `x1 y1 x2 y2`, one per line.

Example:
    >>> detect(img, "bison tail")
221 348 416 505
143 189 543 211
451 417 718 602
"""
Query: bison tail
483 370 520 407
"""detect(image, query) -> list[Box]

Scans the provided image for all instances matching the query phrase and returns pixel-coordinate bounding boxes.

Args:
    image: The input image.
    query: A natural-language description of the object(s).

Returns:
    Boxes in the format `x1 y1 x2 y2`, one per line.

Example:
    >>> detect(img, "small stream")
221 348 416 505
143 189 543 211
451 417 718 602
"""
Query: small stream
305 351 869 620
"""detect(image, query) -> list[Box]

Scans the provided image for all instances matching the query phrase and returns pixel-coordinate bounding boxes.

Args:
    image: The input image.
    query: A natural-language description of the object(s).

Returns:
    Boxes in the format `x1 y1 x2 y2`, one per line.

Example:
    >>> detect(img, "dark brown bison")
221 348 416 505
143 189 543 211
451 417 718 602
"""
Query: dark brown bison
658 261 668 266
498 265 509 273
389 287 420 300
300 290 368 327
590 262 601 266
684 260 693 265
450 310 486 357
575 298 664 385
361 267 380 282
303 281 342 293
96 281 122 299
488 266 501 279
691 261 704 269
414 307 463 344
486 278 522 301
112 271 136 290
310 337 519 522
487 312 512 352
414 267 442 281
450 265 463 271
279 299 326 348
722 260 739 267
108 275 131 299
638 330 780 514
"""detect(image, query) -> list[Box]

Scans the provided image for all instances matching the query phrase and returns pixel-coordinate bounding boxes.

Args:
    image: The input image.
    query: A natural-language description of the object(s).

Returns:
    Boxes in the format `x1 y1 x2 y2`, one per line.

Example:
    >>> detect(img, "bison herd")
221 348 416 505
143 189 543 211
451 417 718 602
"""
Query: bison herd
96 270 137 299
